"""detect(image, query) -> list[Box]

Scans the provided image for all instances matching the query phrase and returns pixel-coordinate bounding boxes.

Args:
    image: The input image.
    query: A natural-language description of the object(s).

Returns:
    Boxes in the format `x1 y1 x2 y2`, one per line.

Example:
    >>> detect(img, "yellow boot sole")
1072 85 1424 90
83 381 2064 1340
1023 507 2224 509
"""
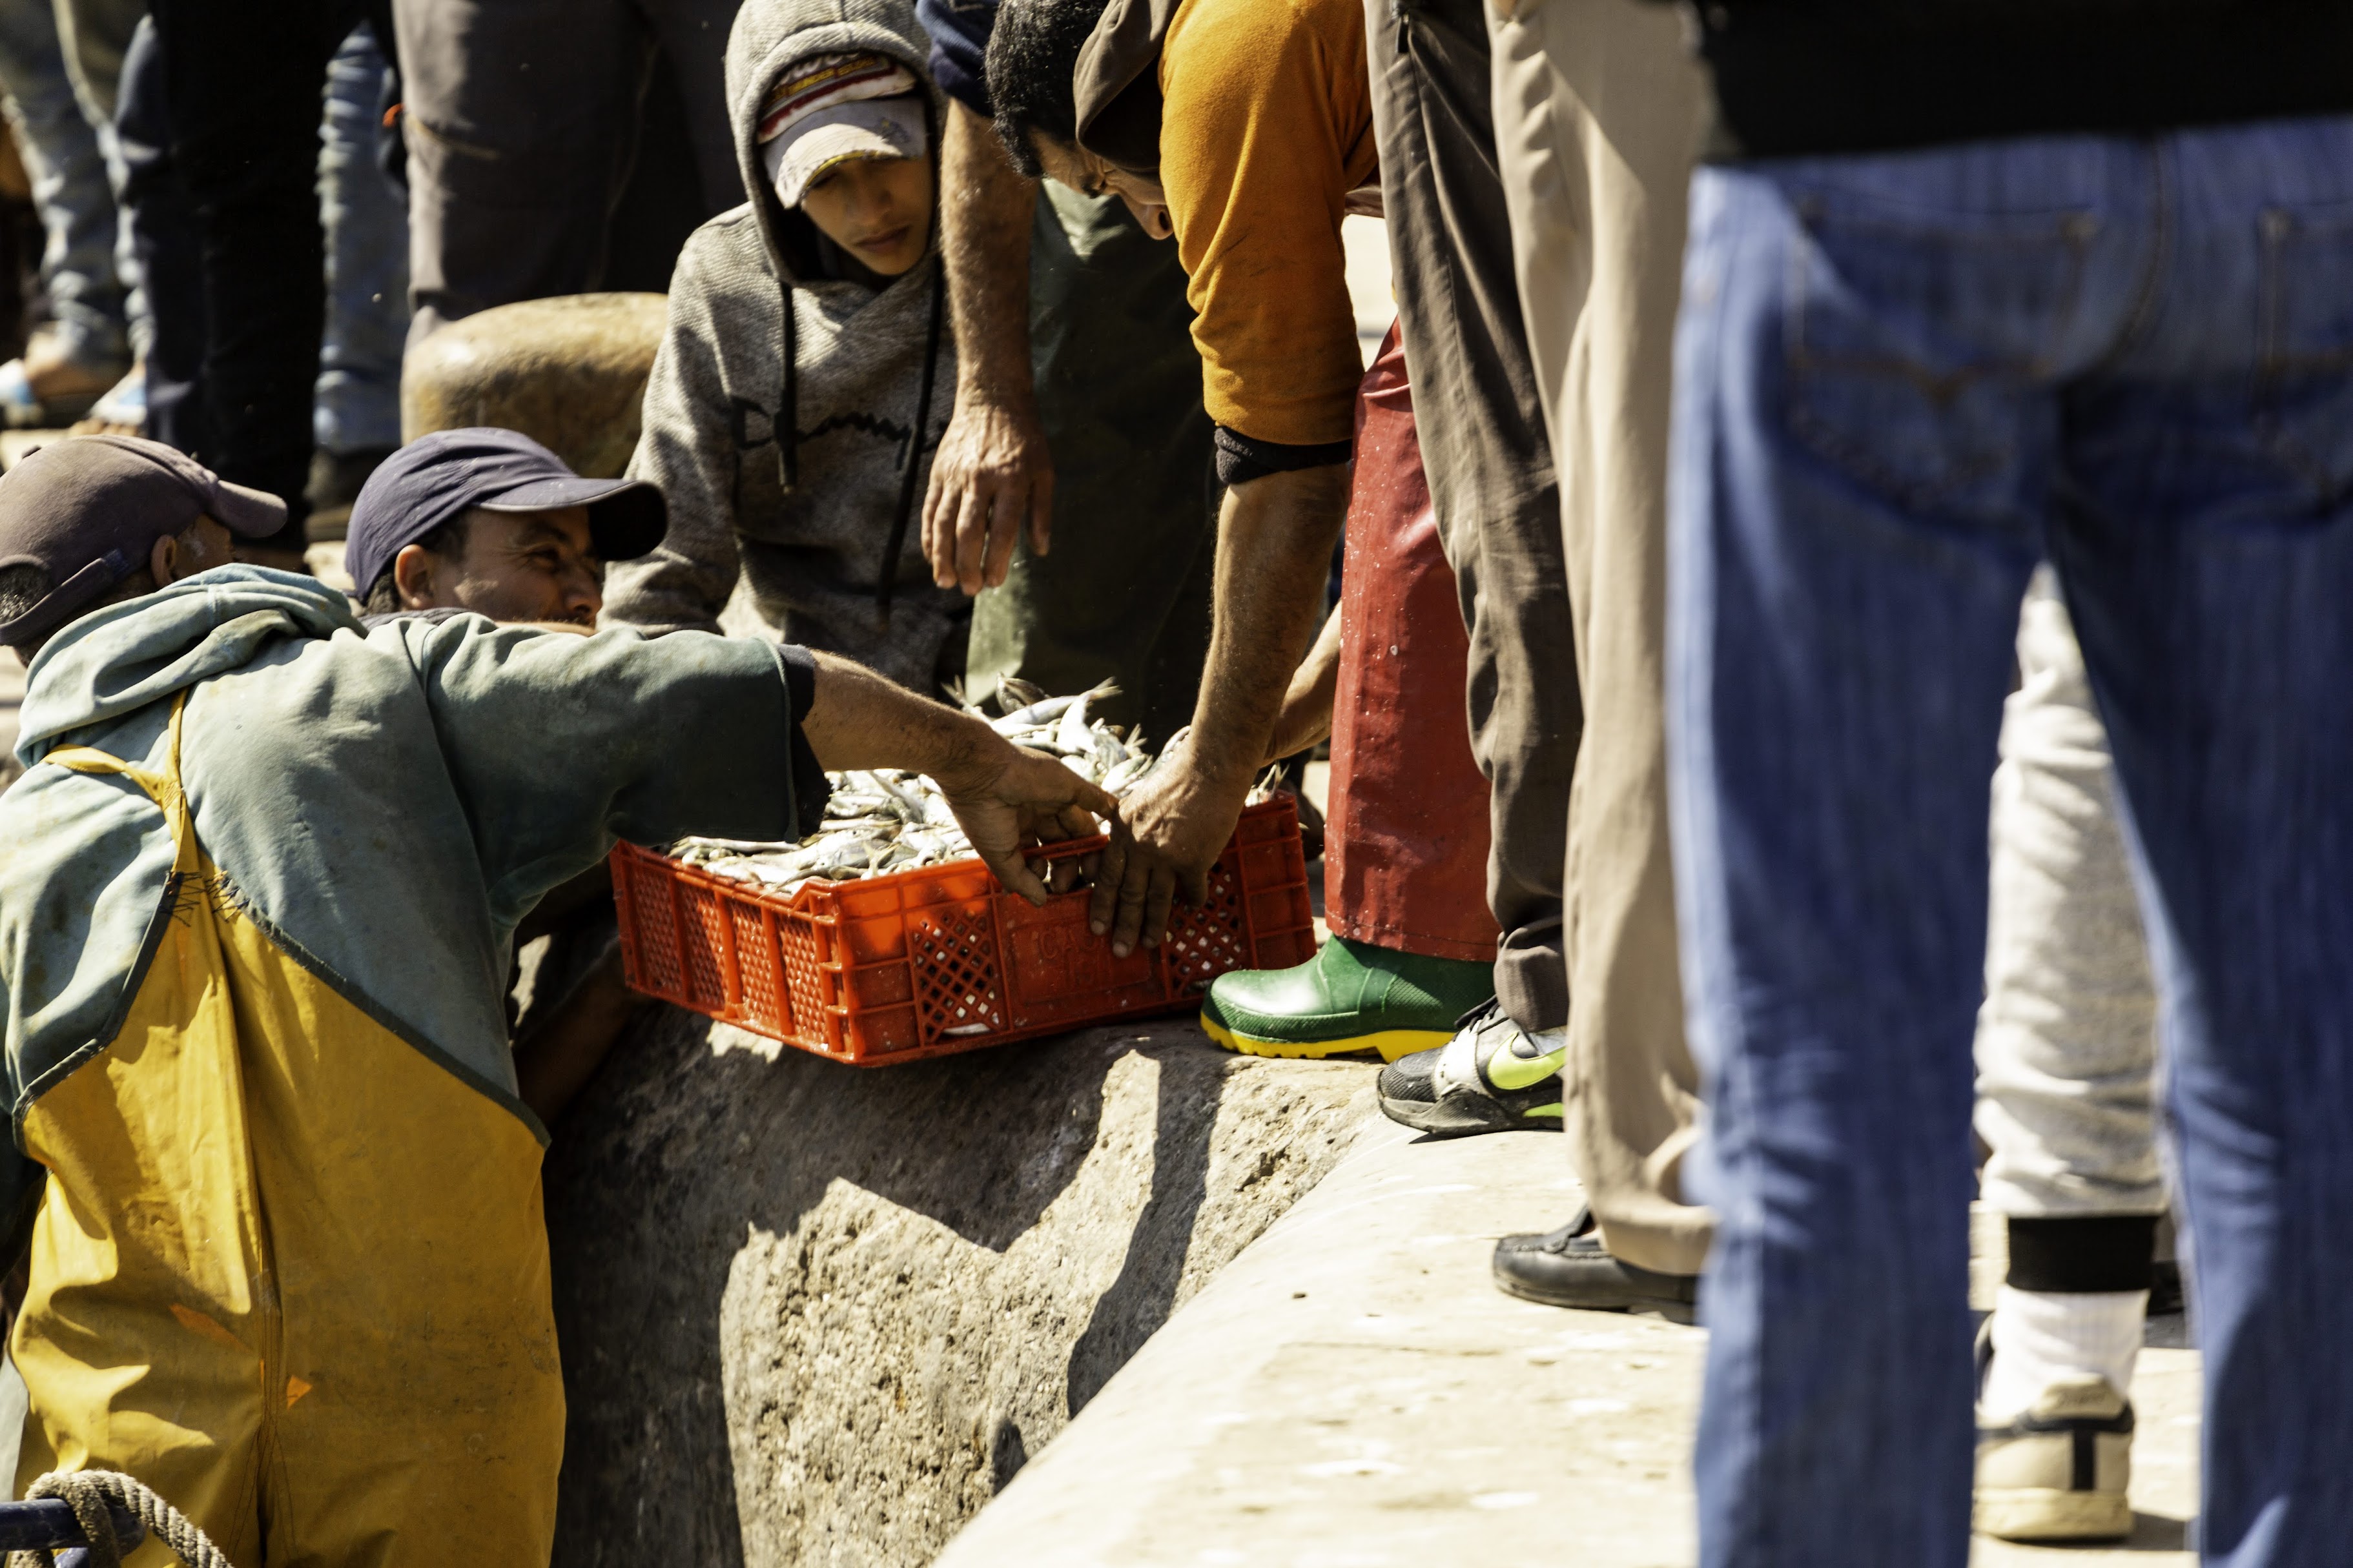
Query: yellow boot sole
1198 1013 1448 1063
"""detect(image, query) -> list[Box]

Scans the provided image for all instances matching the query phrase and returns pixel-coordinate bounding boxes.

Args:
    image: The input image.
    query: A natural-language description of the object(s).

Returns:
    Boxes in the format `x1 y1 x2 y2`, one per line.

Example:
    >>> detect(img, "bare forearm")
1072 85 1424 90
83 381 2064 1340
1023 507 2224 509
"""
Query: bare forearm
797 651 1120 903
941 100 1036 408
1082 469 1346 954
927 101 1056 591
799 649 1002 791
1266 601 1344 762
1188 467 1351 792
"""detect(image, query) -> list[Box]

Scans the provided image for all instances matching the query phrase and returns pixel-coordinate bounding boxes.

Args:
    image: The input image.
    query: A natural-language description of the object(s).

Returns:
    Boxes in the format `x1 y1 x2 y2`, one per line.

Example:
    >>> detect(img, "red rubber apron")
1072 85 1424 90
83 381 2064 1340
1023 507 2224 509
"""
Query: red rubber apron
1324 324 1500 962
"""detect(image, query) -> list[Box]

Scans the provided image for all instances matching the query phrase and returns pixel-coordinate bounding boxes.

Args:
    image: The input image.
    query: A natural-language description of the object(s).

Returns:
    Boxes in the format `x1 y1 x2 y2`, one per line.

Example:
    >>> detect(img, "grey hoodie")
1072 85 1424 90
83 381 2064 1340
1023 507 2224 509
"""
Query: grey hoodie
601 0 967 694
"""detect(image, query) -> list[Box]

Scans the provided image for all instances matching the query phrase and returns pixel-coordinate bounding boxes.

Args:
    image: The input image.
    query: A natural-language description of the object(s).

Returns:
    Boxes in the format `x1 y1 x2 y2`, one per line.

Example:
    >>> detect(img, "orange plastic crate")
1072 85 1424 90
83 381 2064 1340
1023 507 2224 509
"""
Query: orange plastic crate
610 795 1316 1065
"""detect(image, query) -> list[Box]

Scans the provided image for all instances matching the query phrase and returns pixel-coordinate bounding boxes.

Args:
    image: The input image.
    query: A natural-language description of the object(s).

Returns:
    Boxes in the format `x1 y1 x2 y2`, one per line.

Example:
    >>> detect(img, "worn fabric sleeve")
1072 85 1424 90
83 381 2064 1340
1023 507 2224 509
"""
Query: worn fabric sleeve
1212 426 1353 485
779 644 833 837
601 229 748 637
916 0 997 118
1158 0 1371 448
403 617 810 926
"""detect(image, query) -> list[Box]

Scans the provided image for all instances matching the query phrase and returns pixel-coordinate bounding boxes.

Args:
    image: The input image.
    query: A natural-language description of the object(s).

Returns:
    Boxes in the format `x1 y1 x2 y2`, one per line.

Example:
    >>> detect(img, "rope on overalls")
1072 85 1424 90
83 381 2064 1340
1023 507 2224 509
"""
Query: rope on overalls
6 1470 237 1568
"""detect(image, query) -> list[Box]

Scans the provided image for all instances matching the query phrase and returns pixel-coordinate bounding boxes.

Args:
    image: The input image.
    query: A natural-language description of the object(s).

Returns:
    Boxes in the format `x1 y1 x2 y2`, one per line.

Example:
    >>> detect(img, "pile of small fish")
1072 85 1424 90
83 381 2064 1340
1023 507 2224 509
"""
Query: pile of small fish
673 678 1189 895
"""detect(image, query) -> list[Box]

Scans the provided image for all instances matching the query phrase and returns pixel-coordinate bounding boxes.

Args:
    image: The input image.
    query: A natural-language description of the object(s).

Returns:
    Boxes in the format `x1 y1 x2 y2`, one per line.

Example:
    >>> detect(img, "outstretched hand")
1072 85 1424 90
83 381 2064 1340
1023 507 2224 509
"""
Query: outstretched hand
921 398 1054 595
794 649 1116 903
940 745 1118 904
1087 737 1248 957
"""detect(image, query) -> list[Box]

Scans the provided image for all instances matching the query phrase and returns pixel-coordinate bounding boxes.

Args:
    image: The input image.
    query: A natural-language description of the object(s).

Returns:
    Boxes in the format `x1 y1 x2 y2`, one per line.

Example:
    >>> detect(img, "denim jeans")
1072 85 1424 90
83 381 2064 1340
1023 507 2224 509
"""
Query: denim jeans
314 21 408 457
145 0 391 537
115 14 205 451
0 0 128 367
1669 116 2353 1568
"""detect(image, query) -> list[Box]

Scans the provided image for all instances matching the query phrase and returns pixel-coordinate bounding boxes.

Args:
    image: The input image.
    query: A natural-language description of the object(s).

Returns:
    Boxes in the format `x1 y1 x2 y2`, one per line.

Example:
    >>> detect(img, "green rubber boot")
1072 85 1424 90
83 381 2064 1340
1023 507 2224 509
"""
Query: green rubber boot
1198 935 1494 1062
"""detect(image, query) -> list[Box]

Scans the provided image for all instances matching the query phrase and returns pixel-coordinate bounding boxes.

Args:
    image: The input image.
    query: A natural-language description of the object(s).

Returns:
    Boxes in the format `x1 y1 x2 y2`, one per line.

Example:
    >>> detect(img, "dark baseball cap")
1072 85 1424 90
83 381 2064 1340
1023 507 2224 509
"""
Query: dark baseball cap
345 428 667 600
0 435 286 648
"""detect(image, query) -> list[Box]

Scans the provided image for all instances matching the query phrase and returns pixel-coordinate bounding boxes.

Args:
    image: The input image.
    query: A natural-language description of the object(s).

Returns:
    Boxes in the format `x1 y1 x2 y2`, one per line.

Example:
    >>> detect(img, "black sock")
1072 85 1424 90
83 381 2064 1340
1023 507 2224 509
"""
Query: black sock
2006 1214 2158 1294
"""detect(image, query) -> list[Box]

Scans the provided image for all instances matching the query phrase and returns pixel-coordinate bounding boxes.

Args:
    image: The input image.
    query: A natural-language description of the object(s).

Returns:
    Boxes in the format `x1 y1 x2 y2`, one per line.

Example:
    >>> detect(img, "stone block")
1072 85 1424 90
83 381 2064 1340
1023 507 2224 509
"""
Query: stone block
543 1004 1375 1567
400 293 669 478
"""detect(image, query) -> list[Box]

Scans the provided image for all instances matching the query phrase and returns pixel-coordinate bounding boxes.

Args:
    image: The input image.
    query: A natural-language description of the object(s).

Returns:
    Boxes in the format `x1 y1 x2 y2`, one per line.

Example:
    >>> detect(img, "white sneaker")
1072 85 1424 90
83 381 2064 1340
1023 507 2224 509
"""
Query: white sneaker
1975 1327 2135 1542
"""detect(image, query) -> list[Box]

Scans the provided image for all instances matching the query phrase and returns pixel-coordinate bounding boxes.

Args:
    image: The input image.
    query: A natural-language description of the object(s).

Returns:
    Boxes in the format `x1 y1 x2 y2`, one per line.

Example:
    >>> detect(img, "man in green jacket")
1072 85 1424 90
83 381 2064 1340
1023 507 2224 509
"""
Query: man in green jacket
0 434 1109 1566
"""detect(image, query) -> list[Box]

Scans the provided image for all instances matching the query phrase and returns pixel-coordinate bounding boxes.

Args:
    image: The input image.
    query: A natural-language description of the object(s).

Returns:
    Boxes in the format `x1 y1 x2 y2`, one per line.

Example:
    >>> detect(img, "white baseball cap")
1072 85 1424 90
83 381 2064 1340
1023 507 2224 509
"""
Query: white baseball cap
763 96 928 207
757 52 929 208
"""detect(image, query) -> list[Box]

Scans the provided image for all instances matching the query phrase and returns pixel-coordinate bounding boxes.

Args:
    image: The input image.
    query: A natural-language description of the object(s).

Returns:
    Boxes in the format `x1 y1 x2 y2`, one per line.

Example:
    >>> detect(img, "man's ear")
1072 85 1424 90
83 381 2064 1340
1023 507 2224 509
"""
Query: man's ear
148 531 182 587
150 515 235 587
391 544 439 610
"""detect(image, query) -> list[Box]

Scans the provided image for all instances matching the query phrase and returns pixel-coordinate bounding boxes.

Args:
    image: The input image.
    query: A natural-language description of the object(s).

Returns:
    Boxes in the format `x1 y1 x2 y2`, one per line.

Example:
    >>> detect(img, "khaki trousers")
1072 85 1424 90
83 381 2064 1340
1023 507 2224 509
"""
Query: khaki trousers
1487 0 1712 1274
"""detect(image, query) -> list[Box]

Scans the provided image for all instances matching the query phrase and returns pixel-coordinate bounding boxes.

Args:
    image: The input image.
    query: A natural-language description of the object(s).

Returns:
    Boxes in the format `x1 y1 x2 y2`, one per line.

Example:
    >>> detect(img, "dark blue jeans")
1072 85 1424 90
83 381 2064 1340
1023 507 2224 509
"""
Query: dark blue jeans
1669 117 2353 1568
145 0 391 540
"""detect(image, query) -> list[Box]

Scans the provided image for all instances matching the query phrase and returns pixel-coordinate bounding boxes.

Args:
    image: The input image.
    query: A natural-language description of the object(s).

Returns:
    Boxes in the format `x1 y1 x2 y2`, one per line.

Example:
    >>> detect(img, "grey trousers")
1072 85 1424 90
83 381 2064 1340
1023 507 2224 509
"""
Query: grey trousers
1363 0 1577 1033
1975 569 2166 1219
964 184 1217 748
1487 0 1713 1273
393 0 742 345
49 0 143 123
0 0 132 365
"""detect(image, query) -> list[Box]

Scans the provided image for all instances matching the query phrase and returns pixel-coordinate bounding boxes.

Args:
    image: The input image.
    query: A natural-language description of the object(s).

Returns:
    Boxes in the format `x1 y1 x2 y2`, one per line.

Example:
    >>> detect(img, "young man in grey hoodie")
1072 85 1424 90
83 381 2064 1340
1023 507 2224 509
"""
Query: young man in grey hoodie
601 0 972 697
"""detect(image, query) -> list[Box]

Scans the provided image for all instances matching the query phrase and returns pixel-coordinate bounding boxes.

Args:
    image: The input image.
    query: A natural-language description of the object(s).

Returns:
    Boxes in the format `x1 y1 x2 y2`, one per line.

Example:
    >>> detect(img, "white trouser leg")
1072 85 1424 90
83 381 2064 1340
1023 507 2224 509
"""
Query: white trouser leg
1975 566 2166 1221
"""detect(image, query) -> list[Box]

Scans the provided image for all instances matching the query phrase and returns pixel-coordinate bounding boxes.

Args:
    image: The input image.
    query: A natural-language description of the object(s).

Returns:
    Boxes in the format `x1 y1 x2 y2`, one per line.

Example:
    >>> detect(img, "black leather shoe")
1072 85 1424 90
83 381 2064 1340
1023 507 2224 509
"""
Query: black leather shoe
1493 1210 1698 1312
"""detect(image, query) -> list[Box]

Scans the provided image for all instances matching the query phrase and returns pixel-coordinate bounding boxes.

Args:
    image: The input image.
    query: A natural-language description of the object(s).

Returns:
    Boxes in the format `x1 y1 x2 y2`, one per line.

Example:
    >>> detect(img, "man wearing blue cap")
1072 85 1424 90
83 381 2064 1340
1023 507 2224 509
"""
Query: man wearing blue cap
0 433 1113 1564
345 427 668 626
342 428 684 1121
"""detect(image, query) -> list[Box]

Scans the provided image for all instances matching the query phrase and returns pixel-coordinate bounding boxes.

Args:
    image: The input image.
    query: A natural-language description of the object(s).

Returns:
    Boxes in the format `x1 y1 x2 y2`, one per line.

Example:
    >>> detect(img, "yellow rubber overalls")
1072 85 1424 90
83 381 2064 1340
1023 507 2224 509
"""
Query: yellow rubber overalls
10 697 566 1566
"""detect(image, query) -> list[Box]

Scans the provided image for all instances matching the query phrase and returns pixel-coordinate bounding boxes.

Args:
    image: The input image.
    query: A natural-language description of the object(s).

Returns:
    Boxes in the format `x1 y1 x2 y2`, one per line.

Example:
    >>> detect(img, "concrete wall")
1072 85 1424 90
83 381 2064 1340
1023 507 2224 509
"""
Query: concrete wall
542 1005 1375 1567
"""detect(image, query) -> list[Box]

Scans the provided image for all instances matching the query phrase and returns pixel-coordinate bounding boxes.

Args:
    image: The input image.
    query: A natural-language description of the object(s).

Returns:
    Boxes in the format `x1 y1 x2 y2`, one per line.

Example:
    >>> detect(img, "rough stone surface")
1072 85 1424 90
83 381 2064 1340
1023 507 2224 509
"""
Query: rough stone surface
401 292 669 477
542 1004 1376 1567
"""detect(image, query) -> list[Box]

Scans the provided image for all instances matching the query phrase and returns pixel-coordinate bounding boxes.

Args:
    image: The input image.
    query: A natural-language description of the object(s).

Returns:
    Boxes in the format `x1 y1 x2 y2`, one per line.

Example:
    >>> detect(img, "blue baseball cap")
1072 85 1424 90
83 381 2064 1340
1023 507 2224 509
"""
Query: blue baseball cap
344 428 666 600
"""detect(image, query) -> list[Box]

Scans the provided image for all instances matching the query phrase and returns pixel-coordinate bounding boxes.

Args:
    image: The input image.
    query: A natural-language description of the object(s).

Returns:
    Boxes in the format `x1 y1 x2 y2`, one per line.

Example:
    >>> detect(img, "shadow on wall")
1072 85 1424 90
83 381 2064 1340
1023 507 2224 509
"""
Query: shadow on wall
541 1004 1369 1568
1065 1052 1231 1415
544 1012 1112 1568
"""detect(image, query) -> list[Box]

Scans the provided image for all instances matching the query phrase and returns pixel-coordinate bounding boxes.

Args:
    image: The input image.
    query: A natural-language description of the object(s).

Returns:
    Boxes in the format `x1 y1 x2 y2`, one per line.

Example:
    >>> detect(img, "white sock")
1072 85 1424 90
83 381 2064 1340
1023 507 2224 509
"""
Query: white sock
1980 1285 2148 1421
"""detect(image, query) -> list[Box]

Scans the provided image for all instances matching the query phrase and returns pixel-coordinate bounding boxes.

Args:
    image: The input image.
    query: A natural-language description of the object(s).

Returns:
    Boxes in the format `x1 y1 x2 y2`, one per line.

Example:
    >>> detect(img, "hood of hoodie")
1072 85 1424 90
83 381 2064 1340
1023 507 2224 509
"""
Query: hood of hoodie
1 567 380 1167
16 567 358 767
724 0 949 285
1075 0 1184 177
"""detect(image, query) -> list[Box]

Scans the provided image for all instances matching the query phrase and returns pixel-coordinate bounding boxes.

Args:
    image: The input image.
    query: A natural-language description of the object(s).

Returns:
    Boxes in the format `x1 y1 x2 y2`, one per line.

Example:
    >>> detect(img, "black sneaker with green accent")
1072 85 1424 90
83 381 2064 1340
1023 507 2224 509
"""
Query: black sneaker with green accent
1377 999 1567 1136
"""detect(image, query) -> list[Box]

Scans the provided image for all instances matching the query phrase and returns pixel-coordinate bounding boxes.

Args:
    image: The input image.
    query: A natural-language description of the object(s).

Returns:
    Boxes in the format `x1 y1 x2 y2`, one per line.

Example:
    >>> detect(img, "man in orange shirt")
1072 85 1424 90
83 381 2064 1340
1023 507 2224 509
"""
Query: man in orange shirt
986 0 1704 1314
987 0 1380 979
989 0 1519 1045
984 0 1650 1248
